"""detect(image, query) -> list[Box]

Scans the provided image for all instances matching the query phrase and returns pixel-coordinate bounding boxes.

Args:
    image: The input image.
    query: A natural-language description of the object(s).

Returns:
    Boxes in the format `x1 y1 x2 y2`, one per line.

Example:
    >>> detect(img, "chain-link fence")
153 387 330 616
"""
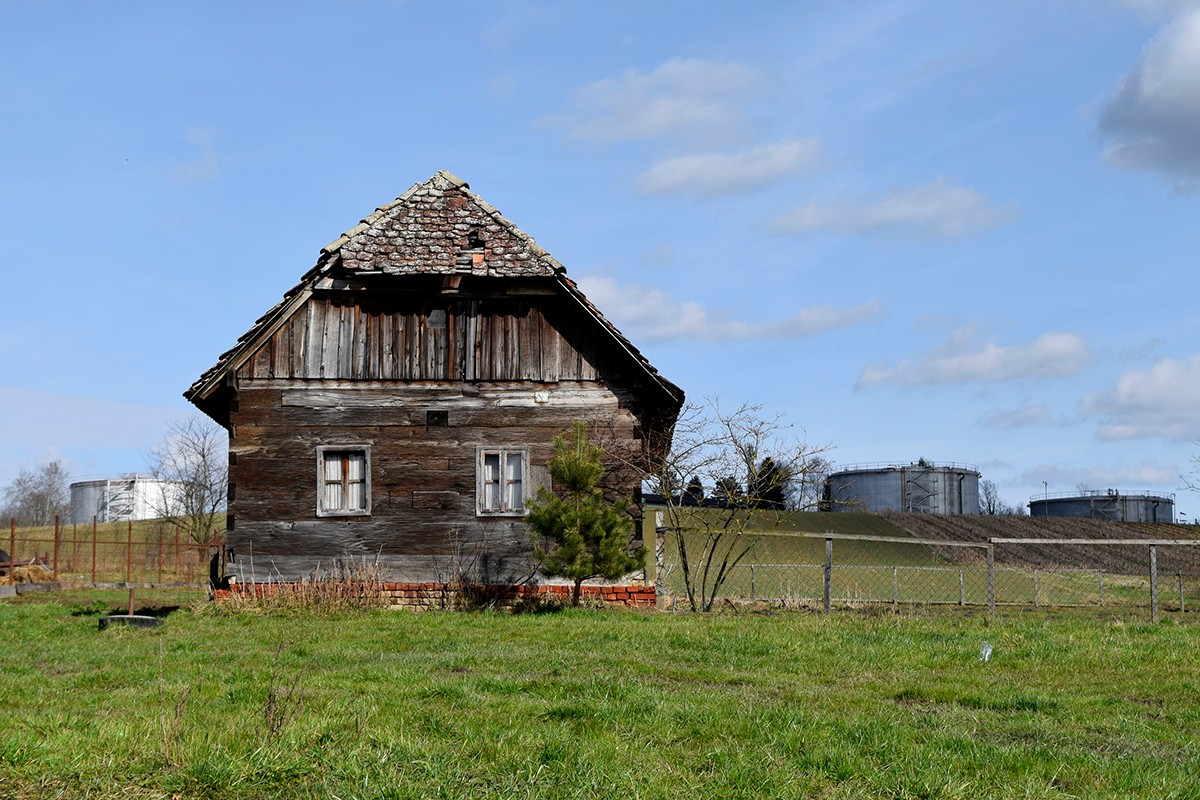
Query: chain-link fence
657 528 1200 621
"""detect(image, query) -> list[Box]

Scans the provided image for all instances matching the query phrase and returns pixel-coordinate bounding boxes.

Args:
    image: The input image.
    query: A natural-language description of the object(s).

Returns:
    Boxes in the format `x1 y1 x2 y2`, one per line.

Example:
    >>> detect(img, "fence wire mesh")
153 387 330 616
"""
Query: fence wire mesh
657 527 1200 620
2 516 220 600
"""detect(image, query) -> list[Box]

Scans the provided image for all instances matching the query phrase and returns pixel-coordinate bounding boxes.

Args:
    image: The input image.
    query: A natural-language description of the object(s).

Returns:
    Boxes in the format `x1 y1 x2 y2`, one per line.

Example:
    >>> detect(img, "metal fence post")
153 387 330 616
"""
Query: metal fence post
1150 545 1159 624
1178 572 1184 613
987 544 995 613
126 520 133 585
91 516 97 584
53 515 60 577
1034 569 1040 607
750 564 756 601
8 519 14 574
1099 569 1105 606
823 537 832 615
892 566 898 604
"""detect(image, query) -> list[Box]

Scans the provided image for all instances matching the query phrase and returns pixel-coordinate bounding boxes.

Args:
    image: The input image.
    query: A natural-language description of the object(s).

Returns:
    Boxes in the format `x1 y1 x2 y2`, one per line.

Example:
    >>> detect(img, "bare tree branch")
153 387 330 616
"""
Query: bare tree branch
642 399 832 611
148 417 228 543
1 460 69 526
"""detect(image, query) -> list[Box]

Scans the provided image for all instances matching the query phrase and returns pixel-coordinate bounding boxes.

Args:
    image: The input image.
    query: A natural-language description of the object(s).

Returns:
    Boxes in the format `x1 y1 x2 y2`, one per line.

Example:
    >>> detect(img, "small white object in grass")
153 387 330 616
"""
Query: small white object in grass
979 641 993 662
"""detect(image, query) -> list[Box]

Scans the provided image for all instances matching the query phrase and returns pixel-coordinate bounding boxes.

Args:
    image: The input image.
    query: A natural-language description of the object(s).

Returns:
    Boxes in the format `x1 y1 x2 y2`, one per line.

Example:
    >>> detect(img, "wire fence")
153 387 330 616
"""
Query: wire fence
2 516 221 594
658 529 1200 621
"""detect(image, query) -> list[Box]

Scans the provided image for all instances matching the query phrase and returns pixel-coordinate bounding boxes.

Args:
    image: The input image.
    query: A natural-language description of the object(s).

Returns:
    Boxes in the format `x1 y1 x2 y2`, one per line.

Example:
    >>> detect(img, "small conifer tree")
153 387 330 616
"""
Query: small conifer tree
527 421 643 606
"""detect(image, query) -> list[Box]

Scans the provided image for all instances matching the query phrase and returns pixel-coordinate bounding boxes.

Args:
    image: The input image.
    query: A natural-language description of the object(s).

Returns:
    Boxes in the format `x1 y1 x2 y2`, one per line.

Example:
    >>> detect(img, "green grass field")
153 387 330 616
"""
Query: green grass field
3 589 1199 799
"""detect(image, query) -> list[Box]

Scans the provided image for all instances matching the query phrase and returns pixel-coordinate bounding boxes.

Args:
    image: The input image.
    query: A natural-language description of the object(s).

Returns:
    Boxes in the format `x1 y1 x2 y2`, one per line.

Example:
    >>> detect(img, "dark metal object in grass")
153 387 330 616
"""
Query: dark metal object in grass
99 614 164 630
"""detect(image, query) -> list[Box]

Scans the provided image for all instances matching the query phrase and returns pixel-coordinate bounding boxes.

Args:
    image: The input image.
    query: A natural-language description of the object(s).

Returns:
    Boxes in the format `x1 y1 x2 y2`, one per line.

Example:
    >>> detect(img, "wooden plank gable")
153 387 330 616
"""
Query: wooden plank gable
235 292 609 384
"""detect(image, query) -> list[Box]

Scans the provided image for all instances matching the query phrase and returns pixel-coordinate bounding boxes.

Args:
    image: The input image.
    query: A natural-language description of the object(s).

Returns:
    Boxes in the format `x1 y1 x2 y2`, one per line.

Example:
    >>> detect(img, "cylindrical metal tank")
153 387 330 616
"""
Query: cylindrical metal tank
1028 490 1174 523
824 462 981 515
69 475 183 524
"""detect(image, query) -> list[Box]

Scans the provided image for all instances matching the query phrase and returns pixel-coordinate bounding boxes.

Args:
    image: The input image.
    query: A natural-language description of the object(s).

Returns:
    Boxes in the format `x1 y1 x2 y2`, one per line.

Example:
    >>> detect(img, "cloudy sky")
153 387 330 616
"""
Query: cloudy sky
2 1 1199 513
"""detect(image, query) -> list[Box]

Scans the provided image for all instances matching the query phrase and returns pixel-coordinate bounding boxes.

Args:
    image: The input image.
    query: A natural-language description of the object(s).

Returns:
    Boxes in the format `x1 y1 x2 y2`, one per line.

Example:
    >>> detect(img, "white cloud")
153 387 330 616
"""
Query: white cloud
577 275 882 342
1116 0 1200 22
1099 7 1200 188
639 243 675 267
858 329 1092 388
0 386 188 485
1018 460 1181 492
635 138 823 197
0 386 183 451
542 58 758 144
481 5 557 54
979 405 1051 430
169 127 221 184
1081 354 1200 441
770 177 1017 238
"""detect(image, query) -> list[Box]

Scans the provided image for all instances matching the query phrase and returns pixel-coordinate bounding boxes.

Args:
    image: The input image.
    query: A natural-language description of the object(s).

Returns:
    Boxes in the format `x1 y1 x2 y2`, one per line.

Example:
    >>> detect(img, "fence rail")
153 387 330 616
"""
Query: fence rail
2 516 222 588
658 529 1200 621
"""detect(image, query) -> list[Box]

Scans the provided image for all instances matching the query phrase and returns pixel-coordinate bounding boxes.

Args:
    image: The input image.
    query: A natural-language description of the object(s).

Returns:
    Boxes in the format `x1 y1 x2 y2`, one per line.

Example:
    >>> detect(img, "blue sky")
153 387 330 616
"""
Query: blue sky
2 1 1199 514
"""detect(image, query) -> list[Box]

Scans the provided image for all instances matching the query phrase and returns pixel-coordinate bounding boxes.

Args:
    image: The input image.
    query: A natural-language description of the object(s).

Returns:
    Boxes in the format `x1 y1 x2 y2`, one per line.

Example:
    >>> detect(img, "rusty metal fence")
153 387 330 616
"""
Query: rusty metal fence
2 516 221 590
658 530 1200 621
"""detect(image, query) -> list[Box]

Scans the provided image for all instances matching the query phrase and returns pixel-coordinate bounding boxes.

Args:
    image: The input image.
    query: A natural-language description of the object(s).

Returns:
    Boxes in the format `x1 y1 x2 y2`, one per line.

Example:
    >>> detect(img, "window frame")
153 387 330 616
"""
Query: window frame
316 445 372 518
476 446 529 517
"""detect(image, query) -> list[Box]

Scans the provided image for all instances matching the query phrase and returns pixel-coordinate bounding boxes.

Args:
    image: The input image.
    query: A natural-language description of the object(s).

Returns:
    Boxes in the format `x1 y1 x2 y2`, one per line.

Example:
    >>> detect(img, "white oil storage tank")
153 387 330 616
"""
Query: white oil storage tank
1028 490 1174 523
824 461 981 515
69 475 184 524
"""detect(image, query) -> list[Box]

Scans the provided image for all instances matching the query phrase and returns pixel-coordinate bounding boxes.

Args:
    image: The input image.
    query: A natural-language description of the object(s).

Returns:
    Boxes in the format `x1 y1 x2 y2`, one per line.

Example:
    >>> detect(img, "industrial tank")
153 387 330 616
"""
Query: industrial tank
1028 490 1174 523
824 461 980 515
69 475 183 524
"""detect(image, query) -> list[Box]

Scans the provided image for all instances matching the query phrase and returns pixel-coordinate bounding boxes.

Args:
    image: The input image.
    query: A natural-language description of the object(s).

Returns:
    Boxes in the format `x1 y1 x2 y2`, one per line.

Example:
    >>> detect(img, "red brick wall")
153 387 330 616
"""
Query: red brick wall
215 581 656 609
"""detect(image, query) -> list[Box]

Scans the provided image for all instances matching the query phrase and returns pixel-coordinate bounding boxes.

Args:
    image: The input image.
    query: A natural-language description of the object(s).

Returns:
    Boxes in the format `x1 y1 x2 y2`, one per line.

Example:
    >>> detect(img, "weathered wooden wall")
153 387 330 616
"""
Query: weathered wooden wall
227 381 643 583
224 287 652 583
236 292 618 384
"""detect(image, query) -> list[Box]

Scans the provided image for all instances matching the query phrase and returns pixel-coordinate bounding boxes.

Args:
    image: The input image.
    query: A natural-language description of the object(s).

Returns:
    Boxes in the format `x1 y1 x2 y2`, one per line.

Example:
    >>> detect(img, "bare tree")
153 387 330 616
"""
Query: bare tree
1186 450 1200 498
979 479 1002 515
644 400 831 612
979 478 1024 516
149 417 228 543
793 455 831 511
1 460 70 526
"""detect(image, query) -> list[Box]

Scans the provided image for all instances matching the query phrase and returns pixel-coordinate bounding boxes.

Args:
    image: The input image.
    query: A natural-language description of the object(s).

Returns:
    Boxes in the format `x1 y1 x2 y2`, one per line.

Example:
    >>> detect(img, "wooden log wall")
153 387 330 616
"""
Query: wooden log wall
227 381 645 583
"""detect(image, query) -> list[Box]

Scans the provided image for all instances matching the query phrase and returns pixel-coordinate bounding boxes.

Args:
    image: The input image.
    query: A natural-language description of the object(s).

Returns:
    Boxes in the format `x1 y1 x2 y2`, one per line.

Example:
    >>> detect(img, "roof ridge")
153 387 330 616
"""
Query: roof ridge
318 170 564 276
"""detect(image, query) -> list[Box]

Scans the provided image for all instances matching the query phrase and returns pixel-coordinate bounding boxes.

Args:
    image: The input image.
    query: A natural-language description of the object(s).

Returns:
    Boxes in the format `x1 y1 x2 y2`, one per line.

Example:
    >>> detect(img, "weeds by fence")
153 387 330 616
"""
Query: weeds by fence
658 528 1200 621
2 515 221 590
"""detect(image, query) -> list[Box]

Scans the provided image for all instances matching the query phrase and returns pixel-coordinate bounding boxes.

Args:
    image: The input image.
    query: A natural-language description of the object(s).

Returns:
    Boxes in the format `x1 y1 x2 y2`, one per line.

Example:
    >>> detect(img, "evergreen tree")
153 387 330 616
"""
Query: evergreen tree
748 457 791 510
712 476 743 508
527 421 643 606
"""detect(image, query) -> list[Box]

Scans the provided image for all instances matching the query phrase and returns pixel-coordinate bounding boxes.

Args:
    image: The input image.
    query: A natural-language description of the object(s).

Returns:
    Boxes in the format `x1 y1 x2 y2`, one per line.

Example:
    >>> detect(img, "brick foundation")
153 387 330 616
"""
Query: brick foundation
214 581 656 610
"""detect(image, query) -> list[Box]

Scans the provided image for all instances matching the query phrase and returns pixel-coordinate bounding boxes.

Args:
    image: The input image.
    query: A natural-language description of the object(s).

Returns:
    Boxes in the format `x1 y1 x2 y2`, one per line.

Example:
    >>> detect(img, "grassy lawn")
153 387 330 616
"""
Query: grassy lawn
2 590 1199 799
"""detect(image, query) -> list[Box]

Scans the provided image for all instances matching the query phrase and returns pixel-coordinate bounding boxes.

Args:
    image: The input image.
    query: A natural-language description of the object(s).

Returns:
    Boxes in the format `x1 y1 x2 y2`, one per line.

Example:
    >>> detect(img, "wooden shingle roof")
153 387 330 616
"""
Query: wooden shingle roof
185 171 683 413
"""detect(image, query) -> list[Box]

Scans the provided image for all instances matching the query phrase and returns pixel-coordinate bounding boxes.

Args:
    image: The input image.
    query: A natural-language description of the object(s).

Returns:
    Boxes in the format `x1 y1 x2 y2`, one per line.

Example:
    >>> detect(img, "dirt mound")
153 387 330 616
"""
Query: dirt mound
0 564 55 585
882 512 1200 574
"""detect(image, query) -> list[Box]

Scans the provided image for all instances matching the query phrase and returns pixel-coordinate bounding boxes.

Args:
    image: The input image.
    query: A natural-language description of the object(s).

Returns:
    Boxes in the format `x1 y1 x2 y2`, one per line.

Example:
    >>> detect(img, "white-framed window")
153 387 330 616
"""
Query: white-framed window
317 445 371 517
477 447 528 516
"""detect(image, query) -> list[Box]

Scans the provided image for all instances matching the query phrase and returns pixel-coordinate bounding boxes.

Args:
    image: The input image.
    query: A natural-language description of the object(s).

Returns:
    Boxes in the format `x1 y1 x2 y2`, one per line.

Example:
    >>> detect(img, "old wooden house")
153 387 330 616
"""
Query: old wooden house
185 171 683 589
